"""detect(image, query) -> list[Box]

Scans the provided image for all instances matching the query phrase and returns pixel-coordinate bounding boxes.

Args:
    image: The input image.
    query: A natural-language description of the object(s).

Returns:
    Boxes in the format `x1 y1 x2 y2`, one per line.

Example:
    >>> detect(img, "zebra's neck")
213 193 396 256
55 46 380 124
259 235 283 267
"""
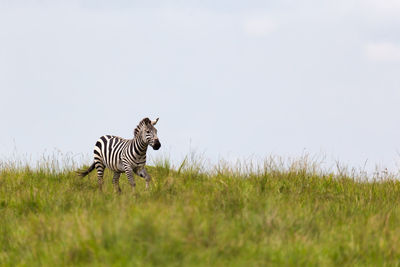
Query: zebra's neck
131 134 148 158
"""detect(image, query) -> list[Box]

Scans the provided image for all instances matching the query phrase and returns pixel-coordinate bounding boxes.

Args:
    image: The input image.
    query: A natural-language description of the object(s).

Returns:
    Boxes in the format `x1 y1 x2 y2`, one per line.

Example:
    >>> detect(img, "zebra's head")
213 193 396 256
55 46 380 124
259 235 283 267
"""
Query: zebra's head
137 118 161 150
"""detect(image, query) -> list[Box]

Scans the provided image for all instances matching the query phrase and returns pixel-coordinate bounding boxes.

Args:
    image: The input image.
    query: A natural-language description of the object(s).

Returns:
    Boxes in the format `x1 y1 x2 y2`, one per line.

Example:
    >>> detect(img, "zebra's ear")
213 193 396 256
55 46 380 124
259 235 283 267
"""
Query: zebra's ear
151 118 159 126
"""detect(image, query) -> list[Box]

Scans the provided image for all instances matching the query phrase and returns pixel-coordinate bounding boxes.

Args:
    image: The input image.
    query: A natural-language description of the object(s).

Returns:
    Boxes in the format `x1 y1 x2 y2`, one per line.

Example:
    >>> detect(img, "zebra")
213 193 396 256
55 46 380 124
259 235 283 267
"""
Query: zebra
77 117 161 193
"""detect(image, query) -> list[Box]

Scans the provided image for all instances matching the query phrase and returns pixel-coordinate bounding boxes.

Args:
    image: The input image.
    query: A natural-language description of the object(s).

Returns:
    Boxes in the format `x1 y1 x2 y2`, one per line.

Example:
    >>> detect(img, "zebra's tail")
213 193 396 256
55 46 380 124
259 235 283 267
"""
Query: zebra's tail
76 162 96 178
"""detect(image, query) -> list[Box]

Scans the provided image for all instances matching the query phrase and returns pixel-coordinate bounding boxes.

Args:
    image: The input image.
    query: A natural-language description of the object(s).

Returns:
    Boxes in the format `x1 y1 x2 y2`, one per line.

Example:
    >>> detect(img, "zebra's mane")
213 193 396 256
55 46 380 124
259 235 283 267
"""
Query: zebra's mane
134 118 151 137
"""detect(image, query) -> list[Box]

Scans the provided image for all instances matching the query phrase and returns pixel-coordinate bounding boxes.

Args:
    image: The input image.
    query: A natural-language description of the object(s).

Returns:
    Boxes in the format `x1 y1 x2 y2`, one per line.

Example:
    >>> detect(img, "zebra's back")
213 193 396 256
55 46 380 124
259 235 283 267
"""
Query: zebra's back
94 135 130 172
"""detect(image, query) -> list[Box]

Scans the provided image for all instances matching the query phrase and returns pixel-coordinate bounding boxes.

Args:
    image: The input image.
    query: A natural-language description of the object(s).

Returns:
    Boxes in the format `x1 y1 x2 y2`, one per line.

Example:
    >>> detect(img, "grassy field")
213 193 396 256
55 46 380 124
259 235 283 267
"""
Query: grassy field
1 156 400 266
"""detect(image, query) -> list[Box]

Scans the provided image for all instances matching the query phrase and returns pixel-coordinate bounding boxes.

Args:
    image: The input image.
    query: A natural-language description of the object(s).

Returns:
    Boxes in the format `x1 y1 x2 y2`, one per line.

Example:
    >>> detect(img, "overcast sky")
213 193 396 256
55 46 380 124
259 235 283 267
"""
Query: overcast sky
1 0 400 171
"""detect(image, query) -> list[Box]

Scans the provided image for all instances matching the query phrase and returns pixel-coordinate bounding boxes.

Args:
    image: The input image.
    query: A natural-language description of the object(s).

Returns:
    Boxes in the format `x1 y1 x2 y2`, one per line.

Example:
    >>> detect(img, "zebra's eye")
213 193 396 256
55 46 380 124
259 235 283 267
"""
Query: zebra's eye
146 130 150 134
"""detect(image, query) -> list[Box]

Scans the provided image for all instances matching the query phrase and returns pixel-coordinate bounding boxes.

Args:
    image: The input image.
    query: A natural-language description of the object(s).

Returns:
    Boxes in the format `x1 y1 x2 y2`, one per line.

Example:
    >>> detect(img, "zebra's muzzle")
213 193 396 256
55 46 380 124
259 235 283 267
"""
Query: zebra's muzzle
152 140 161 150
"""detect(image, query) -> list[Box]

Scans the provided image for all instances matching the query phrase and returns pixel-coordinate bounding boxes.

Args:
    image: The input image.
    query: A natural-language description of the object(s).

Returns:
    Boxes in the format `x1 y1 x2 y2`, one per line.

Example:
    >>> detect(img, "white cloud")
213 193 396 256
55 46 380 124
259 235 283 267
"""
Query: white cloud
242 17 276 37
354 0 400 17
365 42 400 62
365 0 400 10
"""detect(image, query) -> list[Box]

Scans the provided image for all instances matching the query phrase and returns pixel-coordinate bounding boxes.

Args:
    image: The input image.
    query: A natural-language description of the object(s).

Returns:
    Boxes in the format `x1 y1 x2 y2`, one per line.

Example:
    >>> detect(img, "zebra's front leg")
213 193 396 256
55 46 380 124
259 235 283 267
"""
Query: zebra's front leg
112 172 121 193
136 168 152 189
123 165 136 193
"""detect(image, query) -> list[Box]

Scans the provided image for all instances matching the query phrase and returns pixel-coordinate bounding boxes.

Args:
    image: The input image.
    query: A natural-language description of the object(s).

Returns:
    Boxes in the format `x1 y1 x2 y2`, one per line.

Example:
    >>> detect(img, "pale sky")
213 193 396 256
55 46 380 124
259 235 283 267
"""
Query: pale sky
1 0 400 171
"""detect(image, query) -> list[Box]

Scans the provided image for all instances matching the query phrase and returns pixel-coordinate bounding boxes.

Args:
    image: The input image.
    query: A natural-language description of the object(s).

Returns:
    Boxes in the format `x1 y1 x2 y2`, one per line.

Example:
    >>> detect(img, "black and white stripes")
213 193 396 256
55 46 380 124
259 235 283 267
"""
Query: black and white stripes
77 117 161 192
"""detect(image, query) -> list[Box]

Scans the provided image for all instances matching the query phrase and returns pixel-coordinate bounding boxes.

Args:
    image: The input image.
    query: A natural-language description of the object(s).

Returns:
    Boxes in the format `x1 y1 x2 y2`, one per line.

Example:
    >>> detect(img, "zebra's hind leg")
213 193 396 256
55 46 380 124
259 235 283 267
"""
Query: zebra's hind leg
112 172 121 193
95 162 105 191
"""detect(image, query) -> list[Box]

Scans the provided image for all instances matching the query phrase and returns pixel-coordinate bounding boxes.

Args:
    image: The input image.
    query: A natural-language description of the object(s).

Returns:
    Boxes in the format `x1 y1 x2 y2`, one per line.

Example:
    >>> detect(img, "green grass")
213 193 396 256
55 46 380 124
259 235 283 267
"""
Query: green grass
1 157 400 266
